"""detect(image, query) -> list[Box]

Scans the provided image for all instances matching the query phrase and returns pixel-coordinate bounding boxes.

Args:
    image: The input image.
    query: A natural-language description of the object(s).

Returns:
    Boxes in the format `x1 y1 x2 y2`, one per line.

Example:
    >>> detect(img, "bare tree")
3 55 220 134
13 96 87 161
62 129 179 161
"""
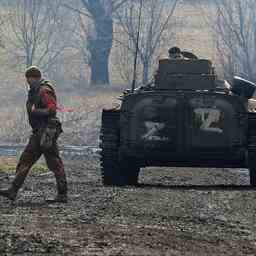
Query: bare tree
0 0 68 73
64 0 129 86
115 0 179 85
214 0 256 81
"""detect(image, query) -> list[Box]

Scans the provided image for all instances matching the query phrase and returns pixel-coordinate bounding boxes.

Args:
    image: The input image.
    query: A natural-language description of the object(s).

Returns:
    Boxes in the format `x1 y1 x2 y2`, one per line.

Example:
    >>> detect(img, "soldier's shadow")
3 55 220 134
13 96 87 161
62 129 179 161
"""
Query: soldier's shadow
136 184 255 191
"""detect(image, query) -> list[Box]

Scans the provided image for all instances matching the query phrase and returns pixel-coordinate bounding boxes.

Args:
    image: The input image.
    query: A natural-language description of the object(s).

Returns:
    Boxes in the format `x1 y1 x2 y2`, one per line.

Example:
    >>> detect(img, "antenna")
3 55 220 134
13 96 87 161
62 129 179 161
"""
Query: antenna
131 0 143 92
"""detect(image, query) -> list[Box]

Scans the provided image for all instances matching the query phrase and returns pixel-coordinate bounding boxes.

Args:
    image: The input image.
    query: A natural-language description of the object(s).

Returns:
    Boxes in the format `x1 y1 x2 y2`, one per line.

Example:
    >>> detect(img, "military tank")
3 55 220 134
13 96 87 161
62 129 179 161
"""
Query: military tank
100 57 256 186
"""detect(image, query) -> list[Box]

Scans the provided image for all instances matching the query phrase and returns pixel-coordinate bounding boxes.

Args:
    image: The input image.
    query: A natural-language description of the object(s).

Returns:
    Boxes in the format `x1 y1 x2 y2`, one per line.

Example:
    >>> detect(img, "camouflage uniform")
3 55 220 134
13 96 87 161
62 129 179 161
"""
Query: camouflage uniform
14 79 67 195
0 67 67 202
13 131 67 196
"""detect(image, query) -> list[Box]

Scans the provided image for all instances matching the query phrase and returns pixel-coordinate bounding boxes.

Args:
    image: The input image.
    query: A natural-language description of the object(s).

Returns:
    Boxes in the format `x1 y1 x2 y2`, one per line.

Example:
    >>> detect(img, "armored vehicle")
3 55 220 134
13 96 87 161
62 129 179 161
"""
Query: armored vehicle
100 57 256 186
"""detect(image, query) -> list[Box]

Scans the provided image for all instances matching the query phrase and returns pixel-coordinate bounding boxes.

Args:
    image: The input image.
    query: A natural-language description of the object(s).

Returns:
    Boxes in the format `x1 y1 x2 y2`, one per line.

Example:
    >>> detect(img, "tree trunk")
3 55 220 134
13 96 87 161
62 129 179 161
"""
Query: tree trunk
86 0 113 86
142 59 150 85
90 46 110 85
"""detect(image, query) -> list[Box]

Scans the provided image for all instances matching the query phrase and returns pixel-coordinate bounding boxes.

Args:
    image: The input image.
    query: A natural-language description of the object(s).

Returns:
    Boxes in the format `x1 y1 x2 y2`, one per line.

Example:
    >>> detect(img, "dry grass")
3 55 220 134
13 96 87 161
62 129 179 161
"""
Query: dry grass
0 157 48 173
58 89 121 146
0 88 121 146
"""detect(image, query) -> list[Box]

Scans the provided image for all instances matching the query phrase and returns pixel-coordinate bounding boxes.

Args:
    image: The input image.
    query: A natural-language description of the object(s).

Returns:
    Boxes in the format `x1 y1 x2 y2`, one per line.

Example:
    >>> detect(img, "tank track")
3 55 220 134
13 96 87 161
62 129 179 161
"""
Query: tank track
247 113 256 186
100 109 140 186
100 109 121 185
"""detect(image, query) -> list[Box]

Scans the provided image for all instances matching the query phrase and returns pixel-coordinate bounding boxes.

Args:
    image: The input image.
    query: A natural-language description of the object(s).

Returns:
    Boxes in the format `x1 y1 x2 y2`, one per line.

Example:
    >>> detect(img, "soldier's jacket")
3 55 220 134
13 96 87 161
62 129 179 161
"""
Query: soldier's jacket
27 79 58 130
27 79 62 149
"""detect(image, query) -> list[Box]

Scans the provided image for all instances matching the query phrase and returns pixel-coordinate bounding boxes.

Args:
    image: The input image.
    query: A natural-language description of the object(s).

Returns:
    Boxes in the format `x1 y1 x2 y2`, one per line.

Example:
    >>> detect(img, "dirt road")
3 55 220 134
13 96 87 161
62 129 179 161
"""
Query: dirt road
0 155 256 255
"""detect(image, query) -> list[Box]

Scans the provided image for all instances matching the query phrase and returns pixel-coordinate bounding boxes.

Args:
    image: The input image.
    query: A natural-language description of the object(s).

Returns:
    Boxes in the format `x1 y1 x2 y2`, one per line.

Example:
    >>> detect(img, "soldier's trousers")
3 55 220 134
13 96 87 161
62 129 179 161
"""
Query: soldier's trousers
11 133 67 195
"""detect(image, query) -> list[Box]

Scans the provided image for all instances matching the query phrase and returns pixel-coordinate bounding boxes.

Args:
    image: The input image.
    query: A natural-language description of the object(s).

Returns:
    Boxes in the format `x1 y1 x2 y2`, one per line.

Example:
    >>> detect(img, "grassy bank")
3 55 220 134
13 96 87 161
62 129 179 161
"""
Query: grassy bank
0 157 48 173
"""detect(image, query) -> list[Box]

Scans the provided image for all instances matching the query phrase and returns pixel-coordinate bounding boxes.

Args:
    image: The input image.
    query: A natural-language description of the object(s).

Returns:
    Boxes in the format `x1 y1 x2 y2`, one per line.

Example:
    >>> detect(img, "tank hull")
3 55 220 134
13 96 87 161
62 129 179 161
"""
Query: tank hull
119 91 248 168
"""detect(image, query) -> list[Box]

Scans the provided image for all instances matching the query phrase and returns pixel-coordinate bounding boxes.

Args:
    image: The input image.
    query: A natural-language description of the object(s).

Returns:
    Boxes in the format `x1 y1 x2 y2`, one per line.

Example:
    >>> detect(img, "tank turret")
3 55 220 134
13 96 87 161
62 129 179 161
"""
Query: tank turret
155 59 215 90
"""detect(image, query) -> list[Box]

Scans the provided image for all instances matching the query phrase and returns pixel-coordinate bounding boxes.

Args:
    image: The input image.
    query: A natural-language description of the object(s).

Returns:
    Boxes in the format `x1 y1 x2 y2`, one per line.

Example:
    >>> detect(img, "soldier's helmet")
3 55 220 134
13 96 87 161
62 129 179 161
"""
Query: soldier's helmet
168 47 183 59
25 66 42 78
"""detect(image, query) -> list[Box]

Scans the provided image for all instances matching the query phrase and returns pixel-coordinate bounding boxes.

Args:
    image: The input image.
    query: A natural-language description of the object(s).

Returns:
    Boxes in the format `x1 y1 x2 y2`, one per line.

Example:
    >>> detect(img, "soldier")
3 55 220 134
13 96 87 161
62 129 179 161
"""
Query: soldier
0 66 68 203
168 46 185 60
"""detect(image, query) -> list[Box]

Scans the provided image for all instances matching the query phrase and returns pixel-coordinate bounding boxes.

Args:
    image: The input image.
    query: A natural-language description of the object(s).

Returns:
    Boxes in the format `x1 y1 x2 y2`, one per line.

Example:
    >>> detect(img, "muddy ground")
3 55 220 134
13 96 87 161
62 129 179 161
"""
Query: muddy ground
0 154 256 256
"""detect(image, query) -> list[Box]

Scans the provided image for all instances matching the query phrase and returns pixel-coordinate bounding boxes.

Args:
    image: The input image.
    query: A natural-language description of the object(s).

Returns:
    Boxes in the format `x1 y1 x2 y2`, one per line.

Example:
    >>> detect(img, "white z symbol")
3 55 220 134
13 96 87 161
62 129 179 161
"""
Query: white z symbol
142 122 165 140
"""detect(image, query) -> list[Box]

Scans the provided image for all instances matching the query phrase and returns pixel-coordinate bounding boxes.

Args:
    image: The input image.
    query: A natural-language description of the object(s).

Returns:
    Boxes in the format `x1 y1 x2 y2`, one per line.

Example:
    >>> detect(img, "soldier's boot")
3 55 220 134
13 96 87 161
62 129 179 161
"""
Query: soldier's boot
46 177 68 204
0 168 30 202
0 174 26 201
0 186 18 201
